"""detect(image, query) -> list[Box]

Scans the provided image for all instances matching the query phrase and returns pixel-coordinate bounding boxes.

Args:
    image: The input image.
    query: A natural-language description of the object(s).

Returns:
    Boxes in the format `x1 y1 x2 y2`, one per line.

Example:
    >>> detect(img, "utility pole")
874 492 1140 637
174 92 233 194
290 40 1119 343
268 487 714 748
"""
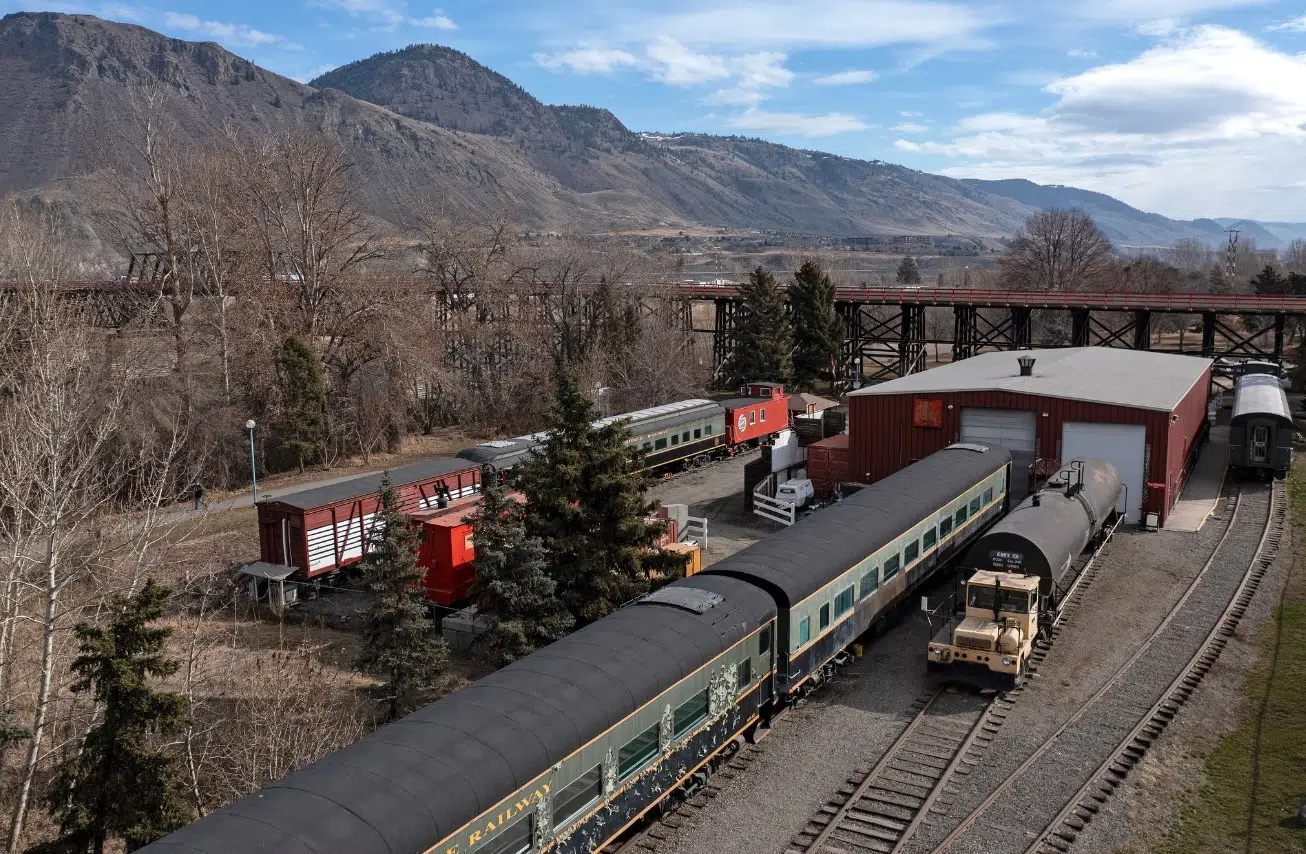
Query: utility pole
1225 227 1241 282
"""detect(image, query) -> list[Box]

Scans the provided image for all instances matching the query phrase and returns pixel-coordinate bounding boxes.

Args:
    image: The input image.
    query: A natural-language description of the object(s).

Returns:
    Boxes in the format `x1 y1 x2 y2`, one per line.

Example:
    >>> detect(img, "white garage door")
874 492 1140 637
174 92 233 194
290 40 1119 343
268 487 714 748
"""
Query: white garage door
960 409 1037 499
1061 422 1145 523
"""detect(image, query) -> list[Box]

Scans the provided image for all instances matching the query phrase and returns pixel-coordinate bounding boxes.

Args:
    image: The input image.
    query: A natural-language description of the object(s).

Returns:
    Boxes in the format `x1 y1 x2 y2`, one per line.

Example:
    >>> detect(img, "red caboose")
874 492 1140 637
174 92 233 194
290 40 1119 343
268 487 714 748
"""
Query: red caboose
256 458 481 579
413 491 525 606
721 382 789 446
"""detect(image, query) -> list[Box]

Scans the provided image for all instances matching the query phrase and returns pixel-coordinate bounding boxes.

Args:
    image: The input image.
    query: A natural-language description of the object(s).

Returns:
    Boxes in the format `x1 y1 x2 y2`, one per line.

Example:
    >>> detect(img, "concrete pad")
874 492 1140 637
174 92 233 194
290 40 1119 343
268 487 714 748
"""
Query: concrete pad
1166 425 1229 533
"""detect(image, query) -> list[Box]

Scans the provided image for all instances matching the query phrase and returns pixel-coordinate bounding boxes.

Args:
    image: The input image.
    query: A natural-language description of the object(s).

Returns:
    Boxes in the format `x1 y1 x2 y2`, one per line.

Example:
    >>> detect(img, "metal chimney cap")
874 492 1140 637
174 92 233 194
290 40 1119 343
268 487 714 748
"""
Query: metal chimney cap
1017 355 1036 376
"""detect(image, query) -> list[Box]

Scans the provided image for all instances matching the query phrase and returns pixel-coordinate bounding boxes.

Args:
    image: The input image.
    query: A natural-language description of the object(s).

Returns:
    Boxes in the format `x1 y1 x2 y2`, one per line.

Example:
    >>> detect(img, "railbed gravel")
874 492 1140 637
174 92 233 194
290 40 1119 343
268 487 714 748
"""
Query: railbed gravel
901 482 1273 854
654 594 947 854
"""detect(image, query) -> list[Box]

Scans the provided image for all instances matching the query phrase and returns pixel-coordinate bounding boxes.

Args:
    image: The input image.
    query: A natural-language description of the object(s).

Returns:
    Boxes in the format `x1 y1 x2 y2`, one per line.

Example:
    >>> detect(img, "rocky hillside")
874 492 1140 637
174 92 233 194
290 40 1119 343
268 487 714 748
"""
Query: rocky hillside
3 11 1299 247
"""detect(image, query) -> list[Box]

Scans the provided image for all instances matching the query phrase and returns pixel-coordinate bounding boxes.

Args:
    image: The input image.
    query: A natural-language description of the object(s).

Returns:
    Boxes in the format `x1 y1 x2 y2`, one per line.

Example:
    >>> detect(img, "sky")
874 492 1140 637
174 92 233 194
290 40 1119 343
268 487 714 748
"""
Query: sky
9 0 1306 221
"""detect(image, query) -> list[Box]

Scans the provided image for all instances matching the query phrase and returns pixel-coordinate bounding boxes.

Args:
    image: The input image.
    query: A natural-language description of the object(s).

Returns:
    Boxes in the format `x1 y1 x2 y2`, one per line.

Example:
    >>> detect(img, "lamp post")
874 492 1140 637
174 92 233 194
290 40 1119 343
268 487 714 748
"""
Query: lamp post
246 419 258 507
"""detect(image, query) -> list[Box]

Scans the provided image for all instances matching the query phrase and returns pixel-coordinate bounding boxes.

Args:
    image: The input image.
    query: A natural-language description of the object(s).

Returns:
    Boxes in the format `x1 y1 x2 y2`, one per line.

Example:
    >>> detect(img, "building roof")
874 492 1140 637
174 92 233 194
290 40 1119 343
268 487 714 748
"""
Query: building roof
266 458 476 511
787 392 839 413
849 347 1211 412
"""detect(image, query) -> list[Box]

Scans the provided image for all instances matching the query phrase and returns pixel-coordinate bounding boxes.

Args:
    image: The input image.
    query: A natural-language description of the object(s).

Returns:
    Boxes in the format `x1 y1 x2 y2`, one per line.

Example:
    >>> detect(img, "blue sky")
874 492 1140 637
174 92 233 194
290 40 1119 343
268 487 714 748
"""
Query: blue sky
9 0 1306 220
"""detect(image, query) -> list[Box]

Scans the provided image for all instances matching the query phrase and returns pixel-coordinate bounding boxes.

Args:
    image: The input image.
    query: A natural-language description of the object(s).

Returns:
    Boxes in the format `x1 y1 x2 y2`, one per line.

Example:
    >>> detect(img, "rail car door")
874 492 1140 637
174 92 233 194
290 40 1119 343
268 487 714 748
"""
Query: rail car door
1251 424 1270 464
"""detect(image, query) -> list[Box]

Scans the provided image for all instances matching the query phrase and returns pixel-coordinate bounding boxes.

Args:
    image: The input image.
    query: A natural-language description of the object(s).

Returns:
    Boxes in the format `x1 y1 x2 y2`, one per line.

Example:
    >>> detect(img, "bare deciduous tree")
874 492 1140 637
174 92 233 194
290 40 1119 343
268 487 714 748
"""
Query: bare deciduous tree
999 208 1113 292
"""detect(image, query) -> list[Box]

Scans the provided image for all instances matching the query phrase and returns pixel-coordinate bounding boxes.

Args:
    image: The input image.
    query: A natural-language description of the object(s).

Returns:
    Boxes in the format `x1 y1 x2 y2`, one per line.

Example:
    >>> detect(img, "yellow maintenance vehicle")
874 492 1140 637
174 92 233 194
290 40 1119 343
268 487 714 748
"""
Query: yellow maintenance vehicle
927 570 1041 690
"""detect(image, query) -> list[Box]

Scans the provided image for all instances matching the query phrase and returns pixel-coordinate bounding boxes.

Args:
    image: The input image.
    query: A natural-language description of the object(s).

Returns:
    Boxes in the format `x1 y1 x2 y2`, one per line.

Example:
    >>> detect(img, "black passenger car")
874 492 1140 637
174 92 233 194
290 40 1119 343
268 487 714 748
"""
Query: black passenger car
1230 373 1294 480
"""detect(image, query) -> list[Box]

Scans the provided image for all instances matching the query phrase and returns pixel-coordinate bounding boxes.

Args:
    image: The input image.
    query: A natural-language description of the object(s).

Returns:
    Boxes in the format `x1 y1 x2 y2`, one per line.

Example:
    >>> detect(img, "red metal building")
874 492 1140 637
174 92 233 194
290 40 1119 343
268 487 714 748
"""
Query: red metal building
257 458 481 579
847 348 1212 525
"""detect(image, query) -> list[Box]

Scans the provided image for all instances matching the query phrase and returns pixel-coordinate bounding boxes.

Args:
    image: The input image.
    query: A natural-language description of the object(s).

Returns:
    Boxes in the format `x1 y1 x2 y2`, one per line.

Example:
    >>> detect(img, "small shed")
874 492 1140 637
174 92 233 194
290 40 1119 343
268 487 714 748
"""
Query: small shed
786 392 839 416
848 348 1212 525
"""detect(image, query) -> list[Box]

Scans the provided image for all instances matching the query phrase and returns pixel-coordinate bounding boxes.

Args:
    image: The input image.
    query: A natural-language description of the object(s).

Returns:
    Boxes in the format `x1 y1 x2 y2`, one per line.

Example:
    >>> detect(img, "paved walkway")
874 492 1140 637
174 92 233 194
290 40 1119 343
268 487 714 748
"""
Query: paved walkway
1166 424 1229 533
173 466 408 521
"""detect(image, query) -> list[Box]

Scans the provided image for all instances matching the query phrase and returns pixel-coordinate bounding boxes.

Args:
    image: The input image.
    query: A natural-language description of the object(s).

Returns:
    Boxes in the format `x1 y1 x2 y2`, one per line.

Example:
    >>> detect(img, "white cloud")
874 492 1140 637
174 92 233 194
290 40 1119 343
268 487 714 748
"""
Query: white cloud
726 107 868 136
645 37 731 84
814 69 878 85
901 110 922 116
411 10 456 29
1136 18 1180 36
1267 15 1306 32
892 122 929 133
308 0 404 26
1068 48 1097 57
1073 0 1271 22
632 0 988 49
162 11 292 47
912 25 1306 219
537 47 641 73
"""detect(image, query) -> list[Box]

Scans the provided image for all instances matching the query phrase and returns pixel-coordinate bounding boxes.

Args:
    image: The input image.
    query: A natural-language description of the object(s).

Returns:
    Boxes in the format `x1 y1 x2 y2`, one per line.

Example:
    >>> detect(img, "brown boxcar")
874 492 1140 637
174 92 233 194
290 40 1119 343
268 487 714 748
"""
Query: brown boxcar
257 458 481 579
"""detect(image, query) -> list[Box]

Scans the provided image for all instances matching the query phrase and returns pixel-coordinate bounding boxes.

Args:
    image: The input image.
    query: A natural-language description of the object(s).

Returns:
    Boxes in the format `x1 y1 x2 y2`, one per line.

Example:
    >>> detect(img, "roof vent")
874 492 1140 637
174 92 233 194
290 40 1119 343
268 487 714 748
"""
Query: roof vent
1017 355 1036 377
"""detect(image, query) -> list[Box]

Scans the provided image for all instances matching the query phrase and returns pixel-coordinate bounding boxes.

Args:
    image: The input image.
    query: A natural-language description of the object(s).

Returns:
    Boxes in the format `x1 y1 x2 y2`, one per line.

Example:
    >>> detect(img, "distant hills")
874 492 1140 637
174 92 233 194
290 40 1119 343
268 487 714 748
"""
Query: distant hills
1 11 1302 251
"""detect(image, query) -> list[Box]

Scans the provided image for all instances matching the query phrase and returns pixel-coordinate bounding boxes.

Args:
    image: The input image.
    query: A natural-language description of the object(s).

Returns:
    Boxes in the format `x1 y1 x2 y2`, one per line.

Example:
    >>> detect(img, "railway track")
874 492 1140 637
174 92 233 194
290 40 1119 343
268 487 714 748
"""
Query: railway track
786 509 1125 854
915 482 1280 854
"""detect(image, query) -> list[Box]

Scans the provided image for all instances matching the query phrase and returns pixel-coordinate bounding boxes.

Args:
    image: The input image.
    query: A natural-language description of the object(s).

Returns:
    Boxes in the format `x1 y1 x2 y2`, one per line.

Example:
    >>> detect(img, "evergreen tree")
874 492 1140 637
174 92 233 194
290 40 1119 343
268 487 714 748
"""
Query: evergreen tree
277 334 327 471
1207 264 1231 294
469 469 574 664
790 260 843 392
356 473 450 722
1251 265 1288 295
1289 271 1306 296
722 266 791 388
38 580 190 854
896 255 922 285
517 367 686 625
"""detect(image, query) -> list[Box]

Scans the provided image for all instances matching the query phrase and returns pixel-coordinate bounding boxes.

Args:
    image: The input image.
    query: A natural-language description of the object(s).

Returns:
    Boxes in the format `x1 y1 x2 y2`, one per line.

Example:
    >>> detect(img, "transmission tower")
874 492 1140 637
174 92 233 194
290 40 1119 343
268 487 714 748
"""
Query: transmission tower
1225 227 1240 281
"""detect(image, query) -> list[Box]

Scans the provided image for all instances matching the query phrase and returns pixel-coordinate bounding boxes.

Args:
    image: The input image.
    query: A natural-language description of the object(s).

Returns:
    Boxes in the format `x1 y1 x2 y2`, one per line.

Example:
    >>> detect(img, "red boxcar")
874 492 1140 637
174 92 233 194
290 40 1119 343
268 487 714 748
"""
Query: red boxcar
722 382 789 446
257 458 481 579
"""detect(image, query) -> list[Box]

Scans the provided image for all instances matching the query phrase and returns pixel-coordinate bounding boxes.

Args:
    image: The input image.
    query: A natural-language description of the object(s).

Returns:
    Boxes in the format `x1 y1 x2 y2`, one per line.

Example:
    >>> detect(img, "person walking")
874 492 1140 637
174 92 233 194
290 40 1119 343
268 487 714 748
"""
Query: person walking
193 483 205 511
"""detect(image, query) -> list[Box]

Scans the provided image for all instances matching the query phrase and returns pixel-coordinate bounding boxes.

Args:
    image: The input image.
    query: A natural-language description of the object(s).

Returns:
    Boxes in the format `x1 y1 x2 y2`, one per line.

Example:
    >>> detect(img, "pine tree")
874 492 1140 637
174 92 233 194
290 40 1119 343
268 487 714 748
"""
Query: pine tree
1251 265 1288 295
1207 264 1231 294
790 260 843 392
469 469 574 664
277 334 327 471
722 266 792 388
356 473 450 722
38 580 190 854
896 255 922 285
517 366 686 625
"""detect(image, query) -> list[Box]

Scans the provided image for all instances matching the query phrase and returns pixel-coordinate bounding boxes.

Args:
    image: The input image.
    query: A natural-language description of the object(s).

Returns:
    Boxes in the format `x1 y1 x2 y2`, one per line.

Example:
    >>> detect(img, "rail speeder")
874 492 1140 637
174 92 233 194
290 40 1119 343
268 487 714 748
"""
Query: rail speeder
927 457 1123 690
139 443 1012 854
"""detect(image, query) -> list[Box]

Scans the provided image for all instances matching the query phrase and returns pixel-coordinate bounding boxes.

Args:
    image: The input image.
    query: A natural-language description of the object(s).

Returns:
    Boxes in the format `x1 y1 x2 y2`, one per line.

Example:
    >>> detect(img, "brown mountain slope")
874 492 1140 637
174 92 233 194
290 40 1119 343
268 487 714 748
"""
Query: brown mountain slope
1 11 1041 237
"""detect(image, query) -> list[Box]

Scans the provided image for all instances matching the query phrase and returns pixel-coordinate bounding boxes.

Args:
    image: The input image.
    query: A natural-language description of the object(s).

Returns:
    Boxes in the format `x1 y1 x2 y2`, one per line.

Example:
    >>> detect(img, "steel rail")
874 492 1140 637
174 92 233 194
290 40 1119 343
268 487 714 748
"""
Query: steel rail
929 485 1250 854
1021 482 1285 854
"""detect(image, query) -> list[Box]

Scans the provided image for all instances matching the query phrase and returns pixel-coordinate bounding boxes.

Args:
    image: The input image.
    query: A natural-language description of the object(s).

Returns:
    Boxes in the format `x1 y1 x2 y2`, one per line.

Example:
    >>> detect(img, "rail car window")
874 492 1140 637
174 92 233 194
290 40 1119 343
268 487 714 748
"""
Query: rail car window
860 569 879 599
834 586 855 617
554 766 603 829
694 428 702 439
671 434 679 446
705 424 713 435
619 724 661 778
761 409 767 422
674 690 709 738
904 541 919 565
955 507 967 527
967 586 1031 613
482 815 533 854
749 411 756 425
819 603 831 630
655 438 667 450
984 487 994 504
970 496 982 514
683 431 690 442
642 442 652 452
923 527 937 549
737 659 752 687
798 617 811 646
759 626 772 655
939 516 953 536
883 554 901 581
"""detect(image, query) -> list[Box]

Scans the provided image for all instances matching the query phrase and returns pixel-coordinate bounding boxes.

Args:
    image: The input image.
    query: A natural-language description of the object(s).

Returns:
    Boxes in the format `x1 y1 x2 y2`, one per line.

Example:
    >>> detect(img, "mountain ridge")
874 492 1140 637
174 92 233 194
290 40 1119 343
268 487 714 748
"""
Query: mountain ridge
1 11 1302 249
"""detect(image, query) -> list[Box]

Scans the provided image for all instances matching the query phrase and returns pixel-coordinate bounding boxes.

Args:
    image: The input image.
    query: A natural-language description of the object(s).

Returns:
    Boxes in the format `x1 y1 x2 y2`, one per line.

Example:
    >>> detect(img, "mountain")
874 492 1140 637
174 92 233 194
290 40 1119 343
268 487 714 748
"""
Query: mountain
960 179 1287 249
1215 218 1306 246
1 11 1301 251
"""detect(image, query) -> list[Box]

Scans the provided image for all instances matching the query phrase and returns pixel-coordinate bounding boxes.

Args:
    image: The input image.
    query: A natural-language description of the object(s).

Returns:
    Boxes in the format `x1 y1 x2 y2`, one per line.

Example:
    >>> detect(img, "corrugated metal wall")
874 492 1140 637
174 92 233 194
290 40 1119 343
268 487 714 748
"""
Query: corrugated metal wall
1161 367 1214 520
849 386 1201 520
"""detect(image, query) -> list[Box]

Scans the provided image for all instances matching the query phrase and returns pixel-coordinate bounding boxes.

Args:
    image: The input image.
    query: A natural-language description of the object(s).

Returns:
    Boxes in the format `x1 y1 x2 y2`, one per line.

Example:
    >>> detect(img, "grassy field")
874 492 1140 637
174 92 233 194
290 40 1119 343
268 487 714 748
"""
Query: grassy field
1152 472 1306 854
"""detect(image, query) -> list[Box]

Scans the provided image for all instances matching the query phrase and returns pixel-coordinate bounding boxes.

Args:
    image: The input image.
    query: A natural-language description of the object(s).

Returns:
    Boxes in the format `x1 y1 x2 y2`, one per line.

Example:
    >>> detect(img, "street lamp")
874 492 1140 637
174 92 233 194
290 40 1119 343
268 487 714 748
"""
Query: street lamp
246 419 258 507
